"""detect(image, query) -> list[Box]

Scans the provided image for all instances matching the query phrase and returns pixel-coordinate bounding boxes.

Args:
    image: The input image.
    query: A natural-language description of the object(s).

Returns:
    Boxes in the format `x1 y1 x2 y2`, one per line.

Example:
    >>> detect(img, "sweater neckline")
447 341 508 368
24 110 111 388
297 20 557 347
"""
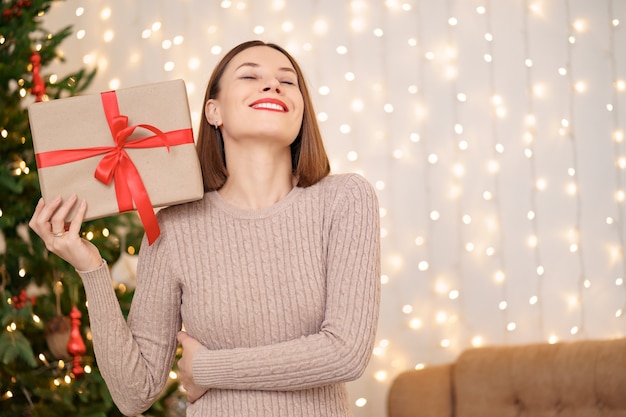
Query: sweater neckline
207 185 304 219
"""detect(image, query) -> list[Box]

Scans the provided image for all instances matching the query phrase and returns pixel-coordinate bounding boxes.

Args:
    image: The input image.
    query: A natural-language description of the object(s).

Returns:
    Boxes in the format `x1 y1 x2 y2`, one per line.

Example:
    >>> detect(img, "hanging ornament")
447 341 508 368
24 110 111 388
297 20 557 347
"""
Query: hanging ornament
30 51 45 102
44 316 72 360
111 233 139 290
25 281 49 298
0 229 5 255
111 251 138 290
44 279 71 360
67 305 86 378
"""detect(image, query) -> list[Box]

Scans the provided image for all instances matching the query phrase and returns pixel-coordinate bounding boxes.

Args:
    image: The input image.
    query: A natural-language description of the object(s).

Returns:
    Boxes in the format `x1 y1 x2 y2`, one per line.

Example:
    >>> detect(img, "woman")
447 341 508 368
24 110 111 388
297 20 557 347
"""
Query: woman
30 40 381 416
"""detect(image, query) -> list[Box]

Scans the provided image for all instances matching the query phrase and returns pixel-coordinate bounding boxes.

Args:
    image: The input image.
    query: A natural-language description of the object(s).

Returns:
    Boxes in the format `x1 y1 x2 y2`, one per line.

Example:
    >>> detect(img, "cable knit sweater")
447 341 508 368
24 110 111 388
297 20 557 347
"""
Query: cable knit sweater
78 173 381 417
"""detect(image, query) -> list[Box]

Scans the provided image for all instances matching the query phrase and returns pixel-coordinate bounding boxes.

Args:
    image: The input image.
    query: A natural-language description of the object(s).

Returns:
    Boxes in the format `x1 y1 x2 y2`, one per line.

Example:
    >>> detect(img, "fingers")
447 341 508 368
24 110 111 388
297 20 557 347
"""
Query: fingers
31 197 44 218
29 195 78 237
49 194 77 234
67 199 87 237
28 195 103 272
29 196 60 235
29 195 83 250
187 390 202 404
176 331 188 345
176 331 209 403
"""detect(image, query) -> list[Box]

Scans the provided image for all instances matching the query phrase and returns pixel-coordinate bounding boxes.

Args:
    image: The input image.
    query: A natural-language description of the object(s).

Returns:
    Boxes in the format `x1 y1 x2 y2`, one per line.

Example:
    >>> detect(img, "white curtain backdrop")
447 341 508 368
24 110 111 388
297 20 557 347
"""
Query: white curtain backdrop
42 1 626 415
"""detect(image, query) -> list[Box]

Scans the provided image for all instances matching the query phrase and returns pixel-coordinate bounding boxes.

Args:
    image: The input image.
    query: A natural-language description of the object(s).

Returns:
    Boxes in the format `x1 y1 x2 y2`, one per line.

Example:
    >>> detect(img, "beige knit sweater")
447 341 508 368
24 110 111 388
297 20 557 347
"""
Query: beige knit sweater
78 173 380 417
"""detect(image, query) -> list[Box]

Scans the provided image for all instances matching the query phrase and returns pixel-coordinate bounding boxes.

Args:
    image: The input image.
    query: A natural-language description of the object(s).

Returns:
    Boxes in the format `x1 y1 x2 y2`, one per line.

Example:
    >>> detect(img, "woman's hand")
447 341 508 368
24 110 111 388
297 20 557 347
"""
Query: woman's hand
176 331 208 403
29 195 103 272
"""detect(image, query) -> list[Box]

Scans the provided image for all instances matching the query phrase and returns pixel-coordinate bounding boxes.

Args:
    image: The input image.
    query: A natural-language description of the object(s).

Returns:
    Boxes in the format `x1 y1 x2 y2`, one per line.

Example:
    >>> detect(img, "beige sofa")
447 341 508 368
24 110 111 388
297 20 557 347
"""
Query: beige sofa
387 338 626 417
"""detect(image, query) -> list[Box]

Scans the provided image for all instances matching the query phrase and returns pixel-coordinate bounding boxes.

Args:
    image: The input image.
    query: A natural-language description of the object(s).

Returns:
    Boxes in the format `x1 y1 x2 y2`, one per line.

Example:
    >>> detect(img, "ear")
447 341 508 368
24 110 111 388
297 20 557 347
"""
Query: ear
205 99 220 127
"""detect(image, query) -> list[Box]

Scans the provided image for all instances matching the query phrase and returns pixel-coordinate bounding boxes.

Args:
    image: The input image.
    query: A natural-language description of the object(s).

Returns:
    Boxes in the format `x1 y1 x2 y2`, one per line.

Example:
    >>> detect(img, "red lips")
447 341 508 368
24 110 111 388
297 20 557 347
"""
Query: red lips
249 98 289 112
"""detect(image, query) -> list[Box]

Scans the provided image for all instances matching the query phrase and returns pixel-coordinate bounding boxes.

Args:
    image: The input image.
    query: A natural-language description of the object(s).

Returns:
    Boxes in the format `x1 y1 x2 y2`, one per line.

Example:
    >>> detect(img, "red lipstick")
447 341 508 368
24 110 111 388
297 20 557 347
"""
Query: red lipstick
249 98 289 112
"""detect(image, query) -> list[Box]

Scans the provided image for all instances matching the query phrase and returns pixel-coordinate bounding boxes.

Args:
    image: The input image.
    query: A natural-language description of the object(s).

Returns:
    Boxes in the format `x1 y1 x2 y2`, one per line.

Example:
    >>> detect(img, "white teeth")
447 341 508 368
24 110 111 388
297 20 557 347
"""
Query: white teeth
252 102 285 111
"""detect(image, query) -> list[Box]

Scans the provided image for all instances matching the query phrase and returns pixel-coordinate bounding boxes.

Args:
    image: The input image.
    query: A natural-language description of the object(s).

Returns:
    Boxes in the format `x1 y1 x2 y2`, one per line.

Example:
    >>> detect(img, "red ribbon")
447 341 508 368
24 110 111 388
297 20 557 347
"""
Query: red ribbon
36 90 194 244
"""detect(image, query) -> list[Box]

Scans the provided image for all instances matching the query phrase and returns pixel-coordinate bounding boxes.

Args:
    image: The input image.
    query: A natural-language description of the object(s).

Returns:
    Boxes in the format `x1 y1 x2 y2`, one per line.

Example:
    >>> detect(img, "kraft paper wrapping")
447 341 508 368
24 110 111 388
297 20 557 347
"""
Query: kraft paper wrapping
28 79 204 241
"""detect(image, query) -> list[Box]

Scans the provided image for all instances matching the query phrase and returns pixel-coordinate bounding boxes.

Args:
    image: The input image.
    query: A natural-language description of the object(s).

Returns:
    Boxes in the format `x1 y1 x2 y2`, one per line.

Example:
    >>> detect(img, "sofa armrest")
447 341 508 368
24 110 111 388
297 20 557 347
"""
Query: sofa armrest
387 364 454 417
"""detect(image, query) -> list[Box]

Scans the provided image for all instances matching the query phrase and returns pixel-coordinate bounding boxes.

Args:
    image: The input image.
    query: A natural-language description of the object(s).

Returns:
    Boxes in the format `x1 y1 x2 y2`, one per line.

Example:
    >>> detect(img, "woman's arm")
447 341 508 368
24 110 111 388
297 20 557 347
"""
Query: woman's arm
30 196 182 415
78 221 182 416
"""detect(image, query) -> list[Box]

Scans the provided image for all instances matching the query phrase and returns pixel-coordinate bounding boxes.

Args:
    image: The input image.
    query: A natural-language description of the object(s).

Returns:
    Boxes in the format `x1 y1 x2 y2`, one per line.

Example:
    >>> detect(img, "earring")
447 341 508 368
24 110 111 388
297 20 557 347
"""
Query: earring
214 120 219 129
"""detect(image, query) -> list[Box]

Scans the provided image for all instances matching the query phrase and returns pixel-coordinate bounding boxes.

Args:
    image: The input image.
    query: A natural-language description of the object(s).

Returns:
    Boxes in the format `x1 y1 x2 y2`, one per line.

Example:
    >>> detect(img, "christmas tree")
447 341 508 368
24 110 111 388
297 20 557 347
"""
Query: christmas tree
0 1 183 416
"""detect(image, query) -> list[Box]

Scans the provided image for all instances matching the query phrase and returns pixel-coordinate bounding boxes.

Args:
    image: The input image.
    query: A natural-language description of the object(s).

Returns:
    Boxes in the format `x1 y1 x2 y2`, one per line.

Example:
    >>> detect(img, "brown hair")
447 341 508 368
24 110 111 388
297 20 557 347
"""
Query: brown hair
196 40 331 192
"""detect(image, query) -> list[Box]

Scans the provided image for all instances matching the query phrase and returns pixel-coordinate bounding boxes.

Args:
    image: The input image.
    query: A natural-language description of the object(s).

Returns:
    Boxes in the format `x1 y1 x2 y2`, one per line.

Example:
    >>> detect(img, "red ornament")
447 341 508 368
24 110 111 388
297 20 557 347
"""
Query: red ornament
1 0 31 21
30 51 45 102
12 289 35 309
67 306 86 378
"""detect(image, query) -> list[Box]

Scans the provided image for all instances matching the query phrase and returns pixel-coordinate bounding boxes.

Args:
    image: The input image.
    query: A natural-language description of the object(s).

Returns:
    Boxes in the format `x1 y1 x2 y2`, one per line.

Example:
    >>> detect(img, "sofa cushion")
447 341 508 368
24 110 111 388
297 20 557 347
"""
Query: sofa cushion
454 338 626 417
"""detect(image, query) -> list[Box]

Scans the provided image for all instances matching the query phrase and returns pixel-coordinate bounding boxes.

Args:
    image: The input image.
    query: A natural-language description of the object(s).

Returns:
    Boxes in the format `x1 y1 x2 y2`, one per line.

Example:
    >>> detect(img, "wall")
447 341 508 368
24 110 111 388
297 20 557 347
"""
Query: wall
42 1 626 416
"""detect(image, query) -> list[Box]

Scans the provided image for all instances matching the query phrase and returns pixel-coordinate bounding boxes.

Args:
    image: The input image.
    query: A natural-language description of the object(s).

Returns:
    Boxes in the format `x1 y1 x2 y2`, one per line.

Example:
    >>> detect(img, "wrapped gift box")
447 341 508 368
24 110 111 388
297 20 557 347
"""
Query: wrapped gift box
28 79 204 244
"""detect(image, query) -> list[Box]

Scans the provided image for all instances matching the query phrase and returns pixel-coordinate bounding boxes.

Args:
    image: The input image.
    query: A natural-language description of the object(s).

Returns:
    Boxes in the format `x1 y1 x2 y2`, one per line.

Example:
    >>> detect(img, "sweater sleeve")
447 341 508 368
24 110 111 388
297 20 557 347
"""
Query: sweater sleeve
78 219 182 416
192 174 381 391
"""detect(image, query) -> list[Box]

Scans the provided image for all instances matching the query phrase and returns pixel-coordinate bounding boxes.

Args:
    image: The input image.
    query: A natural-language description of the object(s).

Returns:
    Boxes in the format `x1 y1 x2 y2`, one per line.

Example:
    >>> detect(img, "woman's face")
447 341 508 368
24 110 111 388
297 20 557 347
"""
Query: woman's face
208 46 304 147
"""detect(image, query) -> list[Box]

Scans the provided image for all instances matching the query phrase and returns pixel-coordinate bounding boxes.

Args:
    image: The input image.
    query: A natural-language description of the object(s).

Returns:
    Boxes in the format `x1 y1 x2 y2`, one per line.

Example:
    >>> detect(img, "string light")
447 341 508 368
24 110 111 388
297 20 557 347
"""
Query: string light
35 2 626 415
438 0 466 353
482 0 510 343
522 0 547 338
607 0 626 319
563 0 588 337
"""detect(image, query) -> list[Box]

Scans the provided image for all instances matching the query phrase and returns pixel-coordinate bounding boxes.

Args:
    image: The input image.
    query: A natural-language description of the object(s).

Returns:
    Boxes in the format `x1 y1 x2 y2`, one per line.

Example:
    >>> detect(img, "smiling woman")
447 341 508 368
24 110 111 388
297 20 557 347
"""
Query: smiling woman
197 40 330 192
29 40 381 417
202 45 306 197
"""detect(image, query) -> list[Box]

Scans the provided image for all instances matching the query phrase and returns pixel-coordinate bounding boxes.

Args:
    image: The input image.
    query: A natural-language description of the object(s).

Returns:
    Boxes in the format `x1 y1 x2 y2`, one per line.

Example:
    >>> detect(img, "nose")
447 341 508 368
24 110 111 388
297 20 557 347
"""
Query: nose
262 78 281 94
